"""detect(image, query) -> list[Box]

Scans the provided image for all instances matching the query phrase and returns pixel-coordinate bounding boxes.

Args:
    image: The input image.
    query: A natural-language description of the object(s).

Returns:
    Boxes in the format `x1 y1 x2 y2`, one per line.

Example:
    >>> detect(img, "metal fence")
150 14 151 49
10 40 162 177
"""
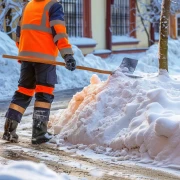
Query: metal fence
111 0 130 36
60 0 83 37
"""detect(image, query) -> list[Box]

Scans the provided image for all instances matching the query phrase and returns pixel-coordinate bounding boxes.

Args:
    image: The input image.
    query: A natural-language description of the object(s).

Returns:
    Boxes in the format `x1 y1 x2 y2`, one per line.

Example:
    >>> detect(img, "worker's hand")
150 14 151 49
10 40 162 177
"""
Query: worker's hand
64 54 76 71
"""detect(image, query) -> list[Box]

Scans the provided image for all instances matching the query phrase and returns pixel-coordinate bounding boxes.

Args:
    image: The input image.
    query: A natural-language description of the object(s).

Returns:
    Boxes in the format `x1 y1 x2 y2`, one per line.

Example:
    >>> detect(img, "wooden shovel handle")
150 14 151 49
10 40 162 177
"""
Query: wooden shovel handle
2 55 113 75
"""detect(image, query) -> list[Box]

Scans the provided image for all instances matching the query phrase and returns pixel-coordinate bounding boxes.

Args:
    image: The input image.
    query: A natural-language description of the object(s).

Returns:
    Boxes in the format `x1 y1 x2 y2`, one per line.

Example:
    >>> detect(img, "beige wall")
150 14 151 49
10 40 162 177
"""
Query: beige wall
91 0 106 50
8 0 151 53
112 43 141 51
136 0 150 48
91 0 150 51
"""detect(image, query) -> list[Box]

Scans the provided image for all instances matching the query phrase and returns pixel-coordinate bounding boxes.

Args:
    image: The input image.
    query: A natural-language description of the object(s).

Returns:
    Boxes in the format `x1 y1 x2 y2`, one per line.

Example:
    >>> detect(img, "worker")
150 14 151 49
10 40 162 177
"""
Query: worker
2 0 76 144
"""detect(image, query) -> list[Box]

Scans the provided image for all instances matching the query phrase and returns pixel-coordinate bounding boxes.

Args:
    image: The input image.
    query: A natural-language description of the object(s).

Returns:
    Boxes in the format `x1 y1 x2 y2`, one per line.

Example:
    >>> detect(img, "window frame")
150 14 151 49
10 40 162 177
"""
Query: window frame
111 0 130 36
61 0 92 38
110 0 136 38
176 14 180 37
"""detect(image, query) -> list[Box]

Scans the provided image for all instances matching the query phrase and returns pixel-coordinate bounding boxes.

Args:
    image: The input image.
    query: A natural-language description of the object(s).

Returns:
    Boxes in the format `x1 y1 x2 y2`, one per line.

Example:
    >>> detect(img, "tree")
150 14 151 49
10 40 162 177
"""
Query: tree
136 0 180 72
0 0 24 36
158 0 171 71
158 0 180 71
136 0 162 47
136 0 180 47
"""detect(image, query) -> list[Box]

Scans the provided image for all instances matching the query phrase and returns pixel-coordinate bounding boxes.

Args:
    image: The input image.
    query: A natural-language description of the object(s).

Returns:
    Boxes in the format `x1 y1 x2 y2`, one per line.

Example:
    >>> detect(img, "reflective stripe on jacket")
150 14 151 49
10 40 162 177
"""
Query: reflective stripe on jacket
17 0 73 60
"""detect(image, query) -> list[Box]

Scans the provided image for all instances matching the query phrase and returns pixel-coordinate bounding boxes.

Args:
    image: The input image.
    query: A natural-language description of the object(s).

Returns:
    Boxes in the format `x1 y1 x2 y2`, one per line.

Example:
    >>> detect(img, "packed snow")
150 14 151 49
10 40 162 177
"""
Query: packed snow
51 69 180 169
0 161 86 180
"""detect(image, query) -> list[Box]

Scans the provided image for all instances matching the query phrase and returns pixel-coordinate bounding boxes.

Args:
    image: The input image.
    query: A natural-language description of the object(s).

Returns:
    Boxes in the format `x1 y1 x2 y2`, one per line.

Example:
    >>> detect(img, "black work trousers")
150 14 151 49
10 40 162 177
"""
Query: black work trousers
5 61 57 123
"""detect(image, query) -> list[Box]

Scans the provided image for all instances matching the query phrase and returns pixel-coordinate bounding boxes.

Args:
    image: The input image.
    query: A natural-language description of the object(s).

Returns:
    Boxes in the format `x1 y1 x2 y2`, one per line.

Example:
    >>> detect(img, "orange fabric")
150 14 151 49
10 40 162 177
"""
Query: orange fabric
35 85 54 95
16 42 19 48
57 39 72 51
19 30 58 57
46 11 50 27
18 0 59 59
17 86 35 96
54 24 66 34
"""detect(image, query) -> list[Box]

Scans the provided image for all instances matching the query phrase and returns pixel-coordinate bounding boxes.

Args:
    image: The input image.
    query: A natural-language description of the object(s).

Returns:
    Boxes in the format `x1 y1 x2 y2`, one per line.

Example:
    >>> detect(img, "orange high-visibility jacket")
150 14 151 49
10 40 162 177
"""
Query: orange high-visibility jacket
16 0 73 60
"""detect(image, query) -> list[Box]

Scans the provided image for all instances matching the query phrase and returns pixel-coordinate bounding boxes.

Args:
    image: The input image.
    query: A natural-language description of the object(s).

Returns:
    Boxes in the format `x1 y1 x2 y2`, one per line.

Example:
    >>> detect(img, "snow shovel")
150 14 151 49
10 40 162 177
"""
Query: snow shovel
2 55 141 78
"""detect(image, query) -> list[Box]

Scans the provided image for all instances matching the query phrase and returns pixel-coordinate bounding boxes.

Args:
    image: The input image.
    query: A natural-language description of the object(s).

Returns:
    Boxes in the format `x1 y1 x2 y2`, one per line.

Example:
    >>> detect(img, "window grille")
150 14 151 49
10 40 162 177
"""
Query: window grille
111 0 130 36
177 17 180 37
154 22 160 33
60 0 83 37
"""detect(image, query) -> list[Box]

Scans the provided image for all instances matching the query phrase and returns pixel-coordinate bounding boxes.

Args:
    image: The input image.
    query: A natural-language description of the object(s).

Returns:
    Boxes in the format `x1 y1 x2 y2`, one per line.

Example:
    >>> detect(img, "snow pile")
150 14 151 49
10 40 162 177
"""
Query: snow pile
137 39 180 74
52 70 180 167
0 32 20 98
0 32 110 100
0 161 86 180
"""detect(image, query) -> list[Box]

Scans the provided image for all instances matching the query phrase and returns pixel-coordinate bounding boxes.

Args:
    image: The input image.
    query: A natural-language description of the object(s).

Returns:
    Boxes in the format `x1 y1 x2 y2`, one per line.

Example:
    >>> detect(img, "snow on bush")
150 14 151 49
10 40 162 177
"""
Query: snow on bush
52 69 180 167
0 161 80 180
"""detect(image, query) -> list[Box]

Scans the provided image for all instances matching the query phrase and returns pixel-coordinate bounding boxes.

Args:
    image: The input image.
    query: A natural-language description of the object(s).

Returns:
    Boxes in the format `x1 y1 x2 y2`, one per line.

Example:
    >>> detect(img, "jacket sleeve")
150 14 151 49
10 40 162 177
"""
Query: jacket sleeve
16 2 28 49
16 17 21 48
49 2 73 58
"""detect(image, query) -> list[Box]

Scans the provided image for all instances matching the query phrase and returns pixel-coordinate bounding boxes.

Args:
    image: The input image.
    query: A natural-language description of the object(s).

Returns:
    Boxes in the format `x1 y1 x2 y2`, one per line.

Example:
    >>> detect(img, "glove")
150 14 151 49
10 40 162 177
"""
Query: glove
64 54 76 71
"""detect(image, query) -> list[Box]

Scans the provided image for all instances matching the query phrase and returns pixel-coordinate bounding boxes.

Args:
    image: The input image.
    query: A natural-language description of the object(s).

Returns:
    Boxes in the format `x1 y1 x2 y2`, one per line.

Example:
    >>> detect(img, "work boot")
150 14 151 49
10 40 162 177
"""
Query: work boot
2 118 19 143
32 120 53 144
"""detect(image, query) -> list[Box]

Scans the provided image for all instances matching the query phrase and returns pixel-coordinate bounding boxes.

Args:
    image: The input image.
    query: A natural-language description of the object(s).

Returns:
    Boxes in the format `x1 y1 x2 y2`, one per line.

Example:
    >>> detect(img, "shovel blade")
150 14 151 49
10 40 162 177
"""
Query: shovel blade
120 57 138 74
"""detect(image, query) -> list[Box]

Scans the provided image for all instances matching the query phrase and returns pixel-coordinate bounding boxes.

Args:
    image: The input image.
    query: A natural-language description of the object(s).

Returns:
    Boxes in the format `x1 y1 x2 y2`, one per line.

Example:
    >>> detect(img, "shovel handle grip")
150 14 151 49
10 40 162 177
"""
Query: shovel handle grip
2 55 113 75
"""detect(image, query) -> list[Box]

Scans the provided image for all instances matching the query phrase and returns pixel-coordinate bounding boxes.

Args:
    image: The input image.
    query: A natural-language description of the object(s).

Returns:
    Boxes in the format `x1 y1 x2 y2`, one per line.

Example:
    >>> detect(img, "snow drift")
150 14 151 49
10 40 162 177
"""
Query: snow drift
52 69 180 168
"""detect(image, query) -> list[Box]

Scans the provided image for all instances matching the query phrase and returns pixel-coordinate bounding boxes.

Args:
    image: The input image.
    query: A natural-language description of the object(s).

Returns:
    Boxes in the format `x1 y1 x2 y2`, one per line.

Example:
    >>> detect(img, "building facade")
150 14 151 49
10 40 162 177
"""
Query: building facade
61 0 152 56
2 0 180 56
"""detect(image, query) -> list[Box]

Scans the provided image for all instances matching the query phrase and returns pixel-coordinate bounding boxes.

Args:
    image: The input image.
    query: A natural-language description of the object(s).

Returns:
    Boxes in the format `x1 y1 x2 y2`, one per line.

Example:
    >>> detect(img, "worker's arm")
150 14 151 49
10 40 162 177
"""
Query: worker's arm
16 17 21 48
49 3 73 58
16 2 28 49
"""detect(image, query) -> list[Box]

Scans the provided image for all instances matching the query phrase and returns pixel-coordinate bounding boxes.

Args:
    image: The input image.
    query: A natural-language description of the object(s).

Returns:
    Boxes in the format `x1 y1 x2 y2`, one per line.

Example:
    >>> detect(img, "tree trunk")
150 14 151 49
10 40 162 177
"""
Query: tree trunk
158 0 171 71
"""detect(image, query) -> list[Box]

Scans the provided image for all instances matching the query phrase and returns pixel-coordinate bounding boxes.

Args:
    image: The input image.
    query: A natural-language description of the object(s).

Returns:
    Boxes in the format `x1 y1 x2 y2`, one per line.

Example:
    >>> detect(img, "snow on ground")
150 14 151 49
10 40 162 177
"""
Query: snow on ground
0 161 86 180
1 31 180 176
51 69 180 170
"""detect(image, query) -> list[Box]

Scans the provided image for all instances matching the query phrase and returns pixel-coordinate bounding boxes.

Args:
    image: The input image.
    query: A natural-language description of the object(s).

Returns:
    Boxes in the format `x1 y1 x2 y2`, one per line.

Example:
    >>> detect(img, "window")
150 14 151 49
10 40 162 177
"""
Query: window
61 0 83 37
177 16 180 37
153 21 160 41
154 22 160 33
111 0 130 36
